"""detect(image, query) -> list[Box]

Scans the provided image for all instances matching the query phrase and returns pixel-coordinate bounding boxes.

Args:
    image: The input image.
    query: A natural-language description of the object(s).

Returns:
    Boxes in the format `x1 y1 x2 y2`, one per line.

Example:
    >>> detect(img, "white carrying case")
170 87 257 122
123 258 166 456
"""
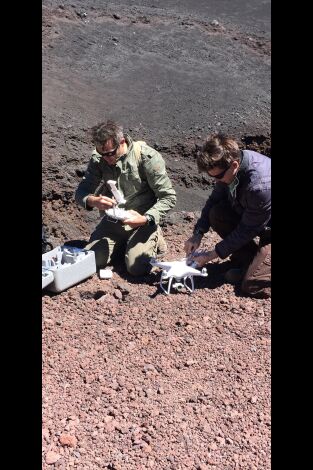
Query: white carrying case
42 245 96 292
42 269 54 289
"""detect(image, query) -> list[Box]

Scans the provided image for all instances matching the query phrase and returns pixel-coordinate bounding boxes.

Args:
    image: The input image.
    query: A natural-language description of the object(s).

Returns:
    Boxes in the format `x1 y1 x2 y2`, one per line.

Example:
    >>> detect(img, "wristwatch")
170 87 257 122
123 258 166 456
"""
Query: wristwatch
145 214 155 226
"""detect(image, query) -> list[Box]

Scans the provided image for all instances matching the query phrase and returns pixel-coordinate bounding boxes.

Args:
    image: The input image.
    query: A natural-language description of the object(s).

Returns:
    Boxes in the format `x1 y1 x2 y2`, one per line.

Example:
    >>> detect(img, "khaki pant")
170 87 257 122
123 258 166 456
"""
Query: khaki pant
85 216 159 276
209 201 271 299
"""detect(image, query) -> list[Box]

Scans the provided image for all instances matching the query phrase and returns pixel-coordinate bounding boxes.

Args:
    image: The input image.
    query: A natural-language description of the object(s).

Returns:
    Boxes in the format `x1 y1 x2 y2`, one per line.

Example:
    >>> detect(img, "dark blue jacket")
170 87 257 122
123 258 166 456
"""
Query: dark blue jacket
194 150 271 259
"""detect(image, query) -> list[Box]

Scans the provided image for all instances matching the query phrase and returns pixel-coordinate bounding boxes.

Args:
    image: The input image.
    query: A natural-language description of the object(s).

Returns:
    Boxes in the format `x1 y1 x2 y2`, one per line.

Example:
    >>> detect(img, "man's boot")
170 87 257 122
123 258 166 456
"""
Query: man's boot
225 243 258 284
156 226 167 257
224 268 245 284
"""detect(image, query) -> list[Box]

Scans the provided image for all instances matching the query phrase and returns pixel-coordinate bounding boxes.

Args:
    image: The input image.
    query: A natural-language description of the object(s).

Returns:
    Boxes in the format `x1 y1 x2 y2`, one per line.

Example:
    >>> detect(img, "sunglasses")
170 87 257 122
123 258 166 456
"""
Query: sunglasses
208 167 229 180
97 144 119 158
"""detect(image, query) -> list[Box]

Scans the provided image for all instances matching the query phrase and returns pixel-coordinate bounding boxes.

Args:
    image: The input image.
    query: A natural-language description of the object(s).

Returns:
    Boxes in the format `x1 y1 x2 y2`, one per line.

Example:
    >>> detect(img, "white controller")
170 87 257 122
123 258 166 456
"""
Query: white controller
105 207 134 221
105 180 134 221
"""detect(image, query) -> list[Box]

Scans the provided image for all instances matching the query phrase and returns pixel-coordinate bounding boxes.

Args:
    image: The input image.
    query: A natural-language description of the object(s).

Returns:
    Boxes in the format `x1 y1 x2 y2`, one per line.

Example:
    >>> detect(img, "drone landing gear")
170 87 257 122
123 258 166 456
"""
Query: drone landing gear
160 272 195 295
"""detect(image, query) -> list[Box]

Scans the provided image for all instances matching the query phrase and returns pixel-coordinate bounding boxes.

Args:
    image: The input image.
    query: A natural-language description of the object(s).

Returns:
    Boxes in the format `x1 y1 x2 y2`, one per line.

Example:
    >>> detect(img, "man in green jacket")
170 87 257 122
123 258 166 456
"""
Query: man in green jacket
75 120 176 276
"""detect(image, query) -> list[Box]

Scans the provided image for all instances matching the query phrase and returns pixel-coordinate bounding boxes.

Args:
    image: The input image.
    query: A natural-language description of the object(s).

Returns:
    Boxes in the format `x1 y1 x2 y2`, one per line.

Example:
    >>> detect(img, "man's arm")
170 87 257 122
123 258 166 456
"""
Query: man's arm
140 151 177 225
193 183 227 234
184 183 227 255
215 188 271 259
75 158 105 210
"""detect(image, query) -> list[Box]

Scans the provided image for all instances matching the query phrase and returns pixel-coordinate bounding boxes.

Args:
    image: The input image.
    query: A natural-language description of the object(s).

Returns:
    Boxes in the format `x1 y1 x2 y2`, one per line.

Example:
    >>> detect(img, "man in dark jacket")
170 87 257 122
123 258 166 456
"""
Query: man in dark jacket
184 133 271 298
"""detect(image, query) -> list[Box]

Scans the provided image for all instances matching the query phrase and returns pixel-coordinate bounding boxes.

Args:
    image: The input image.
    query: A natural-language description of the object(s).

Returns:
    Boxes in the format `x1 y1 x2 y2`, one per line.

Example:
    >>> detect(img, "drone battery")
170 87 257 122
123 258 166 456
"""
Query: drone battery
99 268 113 279
42 245 96 292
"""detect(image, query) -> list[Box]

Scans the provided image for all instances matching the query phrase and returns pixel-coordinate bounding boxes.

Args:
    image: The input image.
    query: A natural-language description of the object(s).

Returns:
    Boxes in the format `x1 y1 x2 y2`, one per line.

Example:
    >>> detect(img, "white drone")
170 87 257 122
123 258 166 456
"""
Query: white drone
150 257 208 295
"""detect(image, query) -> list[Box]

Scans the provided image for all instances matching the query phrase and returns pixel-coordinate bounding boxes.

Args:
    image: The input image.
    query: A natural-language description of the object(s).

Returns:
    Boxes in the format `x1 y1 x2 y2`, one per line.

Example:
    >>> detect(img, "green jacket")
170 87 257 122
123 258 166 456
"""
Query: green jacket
75 135 176 224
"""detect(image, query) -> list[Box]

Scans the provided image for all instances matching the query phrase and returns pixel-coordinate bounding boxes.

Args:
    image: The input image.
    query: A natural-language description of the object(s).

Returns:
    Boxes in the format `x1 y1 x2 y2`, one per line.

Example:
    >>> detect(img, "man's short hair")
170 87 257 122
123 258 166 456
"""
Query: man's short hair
197 133 241 172
90 120 124 147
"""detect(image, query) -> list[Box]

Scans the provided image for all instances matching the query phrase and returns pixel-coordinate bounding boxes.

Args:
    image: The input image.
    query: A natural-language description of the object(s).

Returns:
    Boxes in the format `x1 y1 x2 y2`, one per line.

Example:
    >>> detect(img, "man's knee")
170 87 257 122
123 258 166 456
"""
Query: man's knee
126 247 152 276
241 245 271 298
125 226 159 276
126 256 151 276
85 239 110 268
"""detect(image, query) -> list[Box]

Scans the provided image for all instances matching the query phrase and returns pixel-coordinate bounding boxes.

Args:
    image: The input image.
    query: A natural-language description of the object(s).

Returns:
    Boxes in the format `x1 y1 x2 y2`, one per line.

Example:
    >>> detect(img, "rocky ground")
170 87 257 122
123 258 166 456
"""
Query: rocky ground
42 1 271 468
42 222 271 470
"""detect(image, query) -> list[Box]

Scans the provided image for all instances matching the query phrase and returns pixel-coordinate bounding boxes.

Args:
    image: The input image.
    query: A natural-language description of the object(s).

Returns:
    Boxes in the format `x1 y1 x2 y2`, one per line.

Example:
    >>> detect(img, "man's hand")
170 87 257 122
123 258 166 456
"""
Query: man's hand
122 210 147 228
188 249 218 267
184 234 203 256
87 194 115 211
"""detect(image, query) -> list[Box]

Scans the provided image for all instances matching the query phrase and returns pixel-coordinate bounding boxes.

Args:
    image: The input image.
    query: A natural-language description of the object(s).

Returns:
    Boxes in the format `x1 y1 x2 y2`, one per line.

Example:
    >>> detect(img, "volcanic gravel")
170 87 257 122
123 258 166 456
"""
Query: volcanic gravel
42 218 271 469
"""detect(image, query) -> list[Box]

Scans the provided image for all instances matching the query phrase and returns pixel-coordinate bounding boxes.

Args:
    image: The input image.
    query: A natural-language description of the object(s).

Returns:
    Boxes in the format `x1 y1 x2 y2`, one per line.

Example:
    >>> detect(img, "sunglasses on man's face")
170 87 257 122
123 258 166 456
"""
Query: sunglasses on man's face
208 167 229 180
98 144 119 158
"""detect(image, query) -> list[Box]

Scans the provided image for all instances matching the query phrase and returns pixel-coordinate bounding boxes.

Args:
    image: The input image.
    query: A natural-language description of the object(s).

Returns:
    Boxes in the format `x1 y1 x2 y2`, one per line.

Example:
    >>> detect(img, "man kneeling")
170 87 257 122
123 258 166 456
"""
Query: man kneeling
75 120 176 276
184 133 271 299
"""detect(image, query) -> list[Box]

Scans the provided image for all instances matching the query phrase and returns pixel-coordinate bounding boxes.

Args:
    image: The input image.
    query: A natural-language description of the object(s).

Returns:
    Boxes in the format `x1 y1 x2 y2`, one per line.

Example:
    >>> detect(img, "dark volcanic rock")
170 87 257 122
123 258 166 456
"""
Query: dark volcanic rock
42 0 270 246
